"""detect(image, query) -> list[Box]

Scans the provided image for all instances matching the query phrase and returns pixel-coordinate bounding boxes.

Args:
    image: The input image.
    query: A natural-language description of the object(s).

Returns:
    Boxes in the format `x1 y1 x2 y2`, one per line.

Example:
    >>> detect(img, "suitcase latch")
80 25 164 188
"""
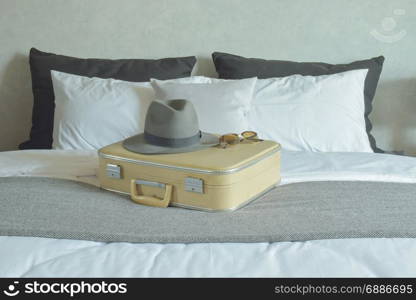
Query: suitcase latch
184 177 204 194
106 164 122 179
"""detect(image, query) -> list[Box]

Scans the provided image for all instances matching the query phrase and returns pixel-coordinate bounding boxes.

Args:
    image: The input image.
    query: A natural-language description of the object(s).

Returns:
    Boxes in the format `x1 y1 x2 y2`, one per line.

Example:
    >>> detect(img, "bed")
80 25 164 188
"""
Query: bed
1 149 415 277
1 46 415 278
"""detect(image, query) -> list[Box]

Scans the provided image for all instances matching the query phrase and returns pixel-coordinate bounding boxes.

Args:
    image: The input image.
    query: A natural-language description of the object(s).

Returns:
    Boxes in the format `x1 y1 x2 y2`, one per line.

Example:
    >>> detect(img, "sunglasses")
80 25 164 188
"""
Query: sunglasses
219 131 263 148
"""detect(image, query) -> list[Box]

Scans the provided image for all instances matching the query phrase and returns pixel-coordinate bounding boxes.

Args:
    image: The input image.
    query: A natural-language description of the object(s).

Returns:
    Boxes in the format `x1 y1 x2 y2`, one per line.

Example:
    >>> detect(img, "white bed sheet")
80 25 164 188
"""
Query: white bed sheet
0 149 415 277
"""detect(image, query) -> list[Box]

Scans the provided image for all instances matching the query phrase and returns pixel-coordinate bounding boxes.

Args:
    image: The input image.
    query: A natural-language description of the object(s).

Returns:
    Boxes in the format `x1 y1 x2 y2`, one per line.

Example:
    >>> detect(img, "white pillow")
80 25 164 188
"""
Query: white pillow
248 69 372 152
51 71 198 150
159 73 371 152
151 77 257 135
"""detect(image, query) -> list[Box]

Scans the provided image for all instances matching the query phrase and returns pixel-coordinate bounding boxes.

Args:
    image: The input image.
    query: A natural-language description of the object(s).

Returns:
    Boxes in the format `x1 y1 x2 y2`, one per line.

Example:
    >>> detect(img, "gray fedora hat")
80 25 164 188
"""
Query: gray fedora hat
123 99 219 154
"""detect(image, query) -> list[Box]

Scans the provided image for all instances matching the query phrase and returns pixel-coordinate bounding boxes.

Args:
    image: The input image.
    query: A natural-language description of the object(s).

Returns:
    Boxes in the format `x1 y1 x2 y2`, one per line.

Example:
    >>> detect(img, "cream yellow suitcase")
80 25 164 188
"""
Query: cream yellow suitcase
98 140 281 211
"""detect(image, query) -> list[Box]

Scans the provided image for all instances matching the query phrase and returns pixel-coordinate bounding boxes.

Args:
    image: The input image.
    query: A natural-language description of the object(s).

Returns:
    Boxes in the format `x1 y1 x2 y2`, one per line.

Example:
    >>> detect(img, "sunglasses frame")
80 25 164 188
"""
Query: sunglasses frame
219 131 263 148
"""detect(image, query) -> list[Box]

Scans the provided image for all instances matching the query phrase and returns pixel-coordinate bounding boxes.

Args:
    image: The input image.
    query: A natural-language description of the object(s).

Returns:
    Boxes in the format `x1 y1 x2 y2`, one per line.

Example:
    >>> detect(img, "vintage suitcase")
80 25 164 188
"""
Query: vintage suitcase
98 140 281 211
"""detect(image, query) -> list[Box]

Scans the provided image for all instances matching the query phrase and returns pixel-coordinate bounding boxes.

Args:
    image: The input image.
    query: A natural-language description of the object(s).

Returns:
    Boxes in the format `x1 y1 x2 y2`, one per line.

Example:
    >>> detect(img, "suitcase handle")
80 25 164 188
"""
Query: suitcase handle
130 179 172 208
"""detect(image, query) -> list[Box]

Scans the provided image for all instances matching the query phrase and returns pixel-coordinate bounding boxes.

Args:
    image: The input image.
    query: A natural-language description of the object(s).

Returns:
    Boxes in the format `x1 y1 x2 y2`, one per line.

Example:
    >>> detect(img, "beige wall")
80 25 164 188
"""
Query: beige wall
0 0 415 153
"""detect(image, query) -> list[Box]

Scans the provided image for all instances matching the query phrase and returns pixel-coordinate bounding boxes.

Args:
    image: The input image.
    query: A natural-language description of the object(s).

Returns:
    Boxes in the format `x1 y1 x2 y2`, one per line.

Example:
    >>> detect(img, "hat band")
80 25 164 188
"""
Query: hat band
144 131 202 148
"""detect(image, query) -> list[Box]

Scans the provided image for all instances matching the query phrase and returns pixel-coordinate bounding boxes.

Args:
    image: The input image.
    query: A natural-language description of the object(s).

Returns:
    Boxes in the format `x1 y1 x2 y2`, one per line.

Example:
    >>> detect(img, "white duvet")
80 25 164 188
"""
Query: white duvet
1 149 416 277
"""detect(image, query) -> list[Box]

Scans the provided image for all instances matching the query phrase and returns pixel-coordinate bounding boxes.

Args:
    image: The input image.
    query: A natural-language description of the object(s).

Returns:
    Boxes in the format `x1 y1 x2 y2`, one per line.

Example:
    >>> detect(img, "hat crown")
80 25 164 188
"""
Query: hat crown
144 99 200 139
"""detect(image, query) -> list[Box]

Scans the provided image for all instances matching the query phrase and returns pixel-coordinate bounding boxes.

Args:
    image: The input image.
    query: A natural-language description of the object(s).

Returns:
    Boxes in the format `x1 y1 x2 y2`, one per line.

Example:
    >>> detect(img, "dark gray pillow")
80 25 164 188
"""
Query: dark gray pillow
212 52 385 152
20 48 197 149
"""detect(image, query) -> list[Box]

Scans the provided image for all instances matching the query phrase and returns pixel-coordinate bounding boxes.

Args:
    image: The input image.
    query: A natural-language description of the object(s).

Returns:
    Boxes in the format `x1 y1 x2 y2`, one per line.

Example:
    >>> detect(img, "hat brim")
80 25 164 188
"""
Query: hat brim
122 132 219 154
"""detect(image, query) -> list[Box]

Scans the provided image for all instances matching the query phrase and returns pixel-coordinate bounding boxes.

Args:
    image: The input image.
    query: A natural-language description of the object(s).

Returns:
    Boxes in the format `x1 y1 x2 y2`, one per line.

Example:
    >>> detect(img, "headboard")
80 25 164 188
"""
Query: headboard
1 0 415 153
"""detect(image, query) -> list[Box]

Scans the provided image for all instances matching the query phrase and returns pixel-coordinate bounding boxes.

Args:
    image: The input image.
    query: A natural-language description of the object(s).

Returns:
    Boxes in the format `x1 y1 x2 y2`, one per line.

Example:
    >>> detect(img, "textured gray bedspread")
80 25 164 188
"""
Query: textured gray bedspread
0 177 415 243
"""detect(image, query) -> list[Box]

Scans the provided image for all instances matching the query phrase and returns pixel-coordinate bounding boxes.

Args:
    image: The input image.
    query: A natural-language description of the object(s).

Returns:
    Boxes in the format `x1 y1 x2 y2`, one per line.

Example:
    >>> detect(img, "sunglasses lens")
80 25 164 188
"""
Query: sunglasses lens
241 131 257 139
220 134 240 145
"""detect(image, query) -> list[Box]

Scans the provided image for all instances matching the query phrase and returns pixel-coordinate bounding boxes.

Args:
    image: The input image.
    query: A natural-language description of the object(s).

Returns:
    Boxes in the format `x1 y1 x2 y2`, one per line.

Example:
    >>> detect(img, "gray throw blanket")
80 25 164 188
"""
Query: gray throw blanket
0 177 415 243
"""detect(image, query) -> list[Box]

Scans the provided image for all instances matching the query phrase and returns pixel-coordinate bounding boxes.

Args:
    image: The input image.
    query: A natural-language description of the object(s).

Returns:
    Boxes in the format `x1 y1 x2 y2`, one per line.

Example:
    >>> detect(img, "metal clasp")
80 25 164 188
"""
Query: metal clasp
184 177 204 194
106 164 122 179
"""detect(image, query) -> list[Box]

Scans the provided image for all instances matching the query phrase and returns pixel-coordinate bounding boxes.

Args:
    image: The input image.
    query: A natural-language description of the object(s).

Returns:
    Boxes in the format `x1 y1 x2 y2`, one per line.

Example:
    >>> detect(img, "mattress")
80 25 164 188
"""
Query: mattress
1 149 416 277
